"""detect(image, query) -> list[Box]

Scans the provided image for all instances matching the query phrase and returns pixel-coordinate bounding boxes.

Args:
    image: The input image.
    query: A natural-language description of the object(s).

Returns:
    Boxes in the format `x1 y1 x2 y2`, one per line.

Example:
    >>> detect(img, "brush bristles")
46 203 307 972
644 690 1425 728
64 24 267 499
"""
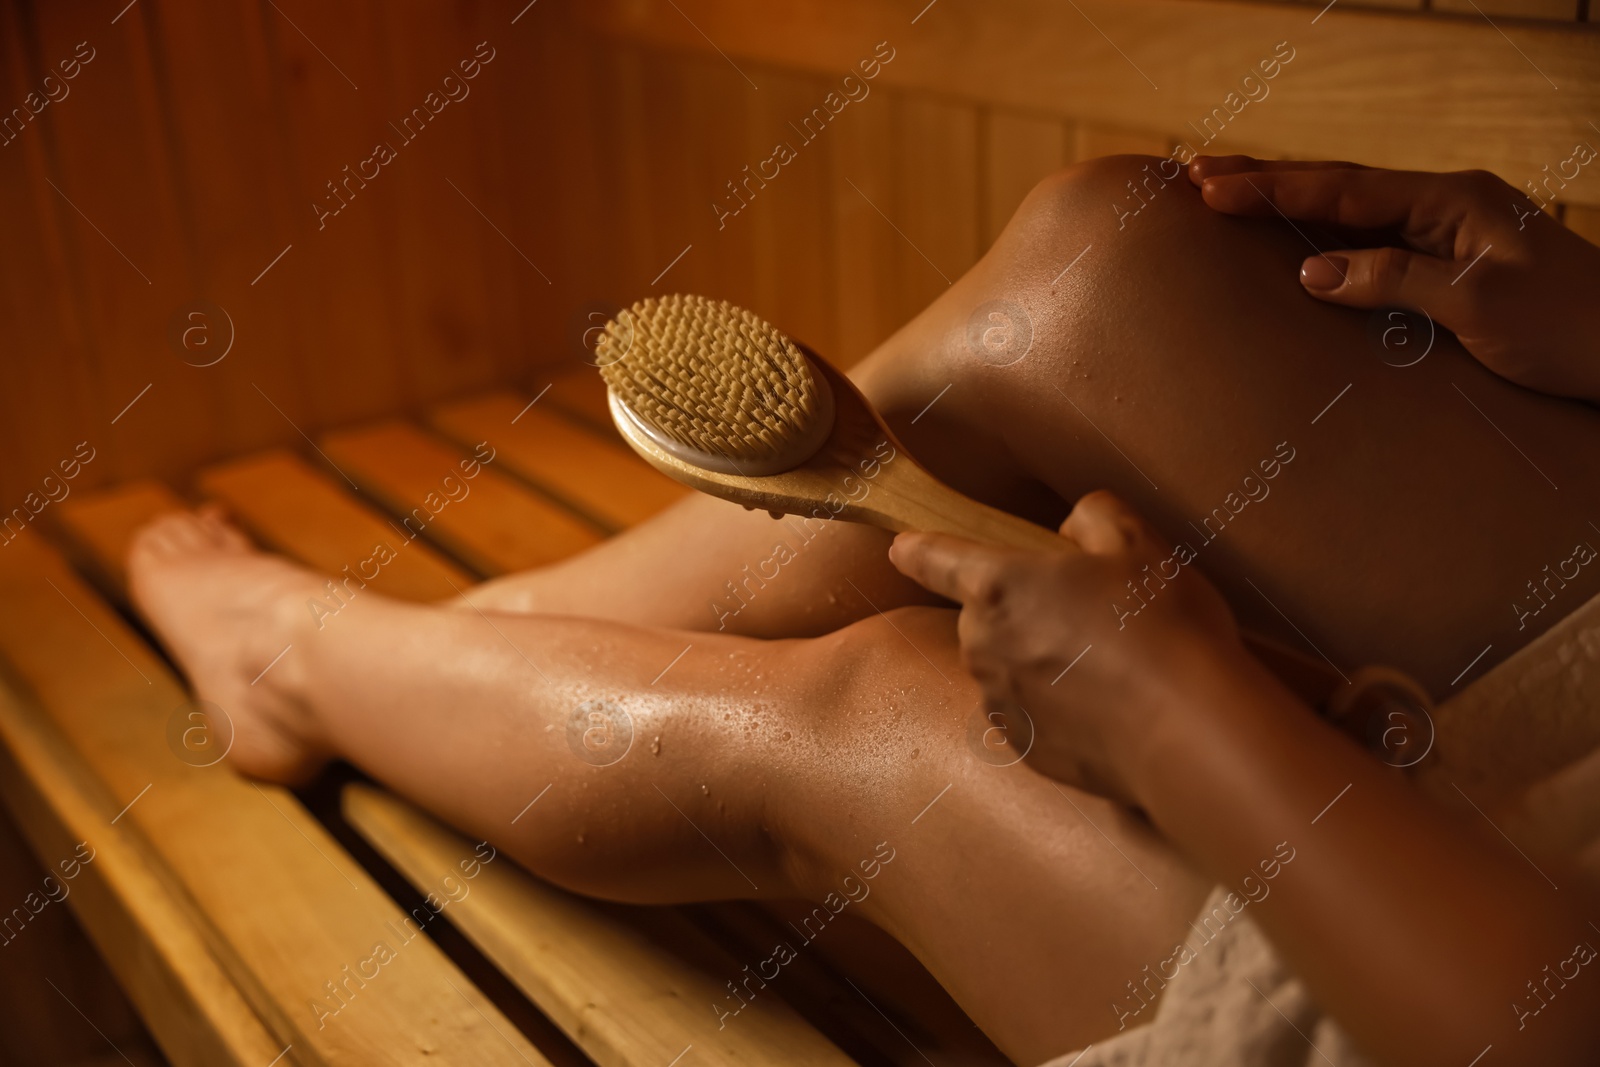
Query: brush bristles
597 294 825 465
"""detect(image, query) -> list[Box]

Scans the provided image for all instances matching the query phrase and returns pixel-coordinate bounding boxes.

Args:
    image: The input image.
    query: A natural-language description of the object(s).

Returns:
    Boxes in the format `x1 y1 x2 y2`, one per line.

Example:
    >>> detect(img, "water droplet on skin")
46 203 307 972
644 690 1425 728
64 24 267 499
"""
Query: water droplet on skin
650 735 661 756
701 784 709 796
911 748 920 759
781 731 791 742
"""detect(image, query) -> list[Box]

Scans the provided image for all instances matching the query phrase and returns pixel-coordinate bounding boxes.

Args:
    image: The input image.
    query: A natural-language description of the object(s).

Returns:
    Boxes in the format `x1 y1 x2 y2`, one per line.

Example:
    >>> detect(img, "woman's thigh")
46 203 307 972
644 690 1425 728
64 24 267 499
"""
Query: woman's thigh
862 154 1600 695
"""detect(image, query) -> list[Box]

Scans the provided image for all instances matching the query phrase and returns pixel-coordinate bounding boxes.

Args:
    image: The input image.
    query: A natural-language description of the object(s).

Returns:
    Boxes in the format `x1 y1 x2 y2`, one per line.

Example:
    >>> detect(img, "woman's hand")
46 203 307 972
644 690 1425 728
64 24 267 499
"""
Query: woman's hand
1189 155 1600 405
887 489 1242 803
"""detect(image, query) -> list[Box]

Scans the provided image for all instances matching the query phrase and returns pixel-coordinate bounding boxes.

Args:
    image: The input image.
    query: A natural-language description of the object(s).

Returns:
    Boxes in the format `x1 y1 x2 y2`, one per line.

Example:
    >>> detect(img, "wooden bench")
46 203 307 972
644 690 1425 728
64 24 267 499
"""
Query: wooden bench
5 373 1005 1066
6 0 1598 1061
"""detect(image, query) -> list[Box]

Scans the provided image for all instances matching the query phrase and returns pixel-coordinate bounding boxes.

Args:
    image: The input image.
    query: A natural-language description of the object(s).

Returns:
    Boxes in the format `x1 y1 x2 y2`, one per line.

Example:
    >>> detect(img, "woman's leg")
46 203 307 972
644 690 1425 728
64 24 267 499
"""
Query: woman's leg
127 512 1207 1064
456 155 1600 694
845 155 1600 694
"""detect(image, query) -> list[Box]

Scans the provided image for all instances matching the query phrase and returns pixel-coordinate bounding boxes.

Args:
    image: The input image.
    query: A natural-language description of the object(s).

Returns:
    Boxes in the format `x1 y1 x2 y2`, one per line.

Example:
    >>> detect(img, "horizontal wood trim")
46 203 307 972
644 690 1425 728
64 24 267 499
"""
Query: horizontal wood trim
581 0 1600 205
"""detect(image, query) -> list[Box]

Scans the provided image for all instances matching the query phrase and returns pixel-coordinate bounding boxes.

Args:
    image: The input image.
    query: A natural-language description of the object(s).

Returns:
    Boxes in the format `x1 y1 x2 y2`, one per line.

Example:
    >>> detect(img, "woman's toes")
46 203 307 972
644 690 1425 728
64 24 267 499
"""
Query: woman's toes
131 515 183 561
166 512 211 552
197 507 251 552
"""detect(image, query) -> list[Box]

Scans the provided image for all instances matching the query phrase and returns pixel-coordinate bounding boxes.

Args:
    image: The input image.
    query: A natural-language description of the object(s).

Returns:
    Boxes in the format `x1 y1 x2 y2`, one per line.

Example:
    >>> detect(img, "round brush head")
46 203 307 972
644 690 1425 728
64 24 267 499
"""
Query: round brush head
596 294 835 476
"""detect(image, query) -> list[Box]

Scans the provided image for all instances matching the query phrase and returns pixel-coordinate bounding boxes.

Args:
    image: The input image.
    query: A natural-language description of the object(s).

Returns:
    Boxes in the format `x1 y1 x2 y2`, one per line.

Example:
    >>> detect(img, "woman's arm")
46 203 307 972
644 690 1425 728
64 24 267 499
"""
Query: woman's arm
890 491 1600 1066
1134 636 1600 1067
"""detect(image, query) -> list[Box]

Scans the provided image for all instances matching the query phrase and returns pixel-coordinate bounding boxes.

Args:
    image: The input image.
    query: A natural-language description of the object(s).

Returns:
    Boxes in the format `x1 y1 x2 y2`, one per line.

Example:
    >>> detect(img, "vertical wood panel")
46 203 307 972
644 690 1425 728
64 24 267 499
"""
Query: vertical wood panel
589 42 661 300
1072 123 1174 161
633 47 743 305
741 62 840 358
895 95 980 321
32 1 204 487
149 0 308 460
0 2 97 511
1565 203 1600 244
983 110 1069 249
830 89 906 364
498 9 607 382
382 2 501 405
449 0 542 395
260 0 411 429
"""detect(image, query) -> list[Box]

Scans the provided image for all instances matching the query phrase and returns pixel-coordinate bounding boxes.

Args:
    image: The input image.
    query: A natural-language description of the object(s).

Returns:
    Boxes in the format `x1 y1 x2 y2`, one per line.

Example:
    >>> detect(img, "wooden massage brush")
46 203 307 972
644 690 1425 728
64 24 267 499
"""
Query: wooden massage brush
594 293 1433 729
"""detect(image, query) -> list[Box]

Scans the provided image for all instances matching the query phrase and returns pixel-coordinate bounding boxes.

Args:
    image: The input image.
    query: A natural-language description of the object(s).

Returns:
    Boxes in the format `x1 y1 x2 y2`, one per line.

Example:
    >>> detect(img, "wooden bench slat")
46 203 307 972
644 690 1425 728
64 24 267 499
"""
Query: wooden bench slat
430 392 686 532
1 533 548 1066
53 481 185 596
320 422 603 575
346 784 857 1067
0 680 282 1067
542 370 615 436
196 450 475 602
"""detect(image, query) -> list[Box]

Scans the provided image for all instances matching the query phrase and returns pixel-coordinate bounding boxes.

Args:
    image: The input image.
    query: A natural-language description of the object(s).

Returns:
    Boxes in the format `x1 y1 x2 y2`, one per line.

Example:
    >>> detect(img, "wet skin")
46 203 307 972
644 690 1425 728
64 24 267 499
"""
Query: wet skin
127 156 1600 1064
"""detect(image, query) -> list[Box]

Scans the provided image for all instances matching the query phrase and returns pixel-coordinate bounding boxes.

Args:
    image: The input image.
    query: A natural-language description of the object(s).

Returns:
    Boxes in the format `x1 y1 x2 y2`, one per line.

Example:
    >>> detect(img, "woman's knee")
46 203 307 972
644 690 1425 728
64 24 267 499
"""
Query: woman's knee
1008 154 1199 250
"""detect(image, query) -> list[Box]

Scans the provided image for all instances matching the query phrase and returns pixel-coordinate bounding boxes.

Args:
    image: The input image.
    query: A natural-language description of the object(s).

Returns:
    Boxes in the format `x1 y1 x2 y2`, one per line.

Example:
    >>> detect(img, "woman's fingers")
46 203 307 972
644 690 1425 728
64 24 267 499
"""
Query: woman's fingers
889 532 1024 606
1197 165 1467 239
1297 245 1469 320
1060 490 1157 557
891 492 1165 607
1187 154 1365 183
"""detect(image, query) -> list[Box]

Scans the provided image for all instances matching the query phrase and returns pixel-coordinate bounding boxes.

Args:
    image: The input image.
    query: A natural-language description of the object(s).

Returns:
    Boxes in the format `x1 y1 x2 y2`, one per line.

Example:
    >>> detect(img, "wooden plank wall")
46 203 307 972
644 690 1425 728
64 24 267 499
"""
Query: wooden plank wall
2 0 1598 503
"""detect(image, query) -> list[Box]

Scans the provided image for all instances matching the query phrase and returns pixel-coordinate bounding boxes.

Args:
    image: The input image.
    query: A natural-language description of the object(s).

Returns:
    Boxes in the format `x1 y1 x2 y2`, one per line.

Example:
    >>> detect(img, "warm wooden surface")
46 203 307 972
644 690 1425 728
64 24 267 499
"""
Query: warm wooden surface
0 680 282 1067
54 481 186 594
197 450 477 602
345 783 856 1067
320 421 604 574
430 392 686 532
4 533 549 1065
582 1 1600 205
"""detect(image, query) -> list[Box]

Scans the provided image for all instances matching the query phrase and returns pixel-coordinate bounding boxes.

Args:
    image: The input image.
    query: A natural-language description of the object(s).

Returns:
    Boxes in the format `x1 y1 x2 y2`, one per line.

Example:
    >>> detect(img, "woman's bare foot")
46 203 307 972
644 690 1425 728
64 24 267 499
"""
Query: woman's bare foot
127 507 332 784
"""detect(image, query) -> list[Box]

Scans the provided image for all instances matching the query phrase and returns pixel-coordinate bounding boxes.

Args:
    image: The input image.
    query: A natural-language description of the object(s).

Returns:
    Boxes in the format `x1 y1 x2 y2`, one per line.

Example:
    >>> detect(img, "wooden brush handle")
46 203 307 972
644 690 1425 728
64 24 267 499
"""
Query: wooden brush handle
870 465 1071 552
